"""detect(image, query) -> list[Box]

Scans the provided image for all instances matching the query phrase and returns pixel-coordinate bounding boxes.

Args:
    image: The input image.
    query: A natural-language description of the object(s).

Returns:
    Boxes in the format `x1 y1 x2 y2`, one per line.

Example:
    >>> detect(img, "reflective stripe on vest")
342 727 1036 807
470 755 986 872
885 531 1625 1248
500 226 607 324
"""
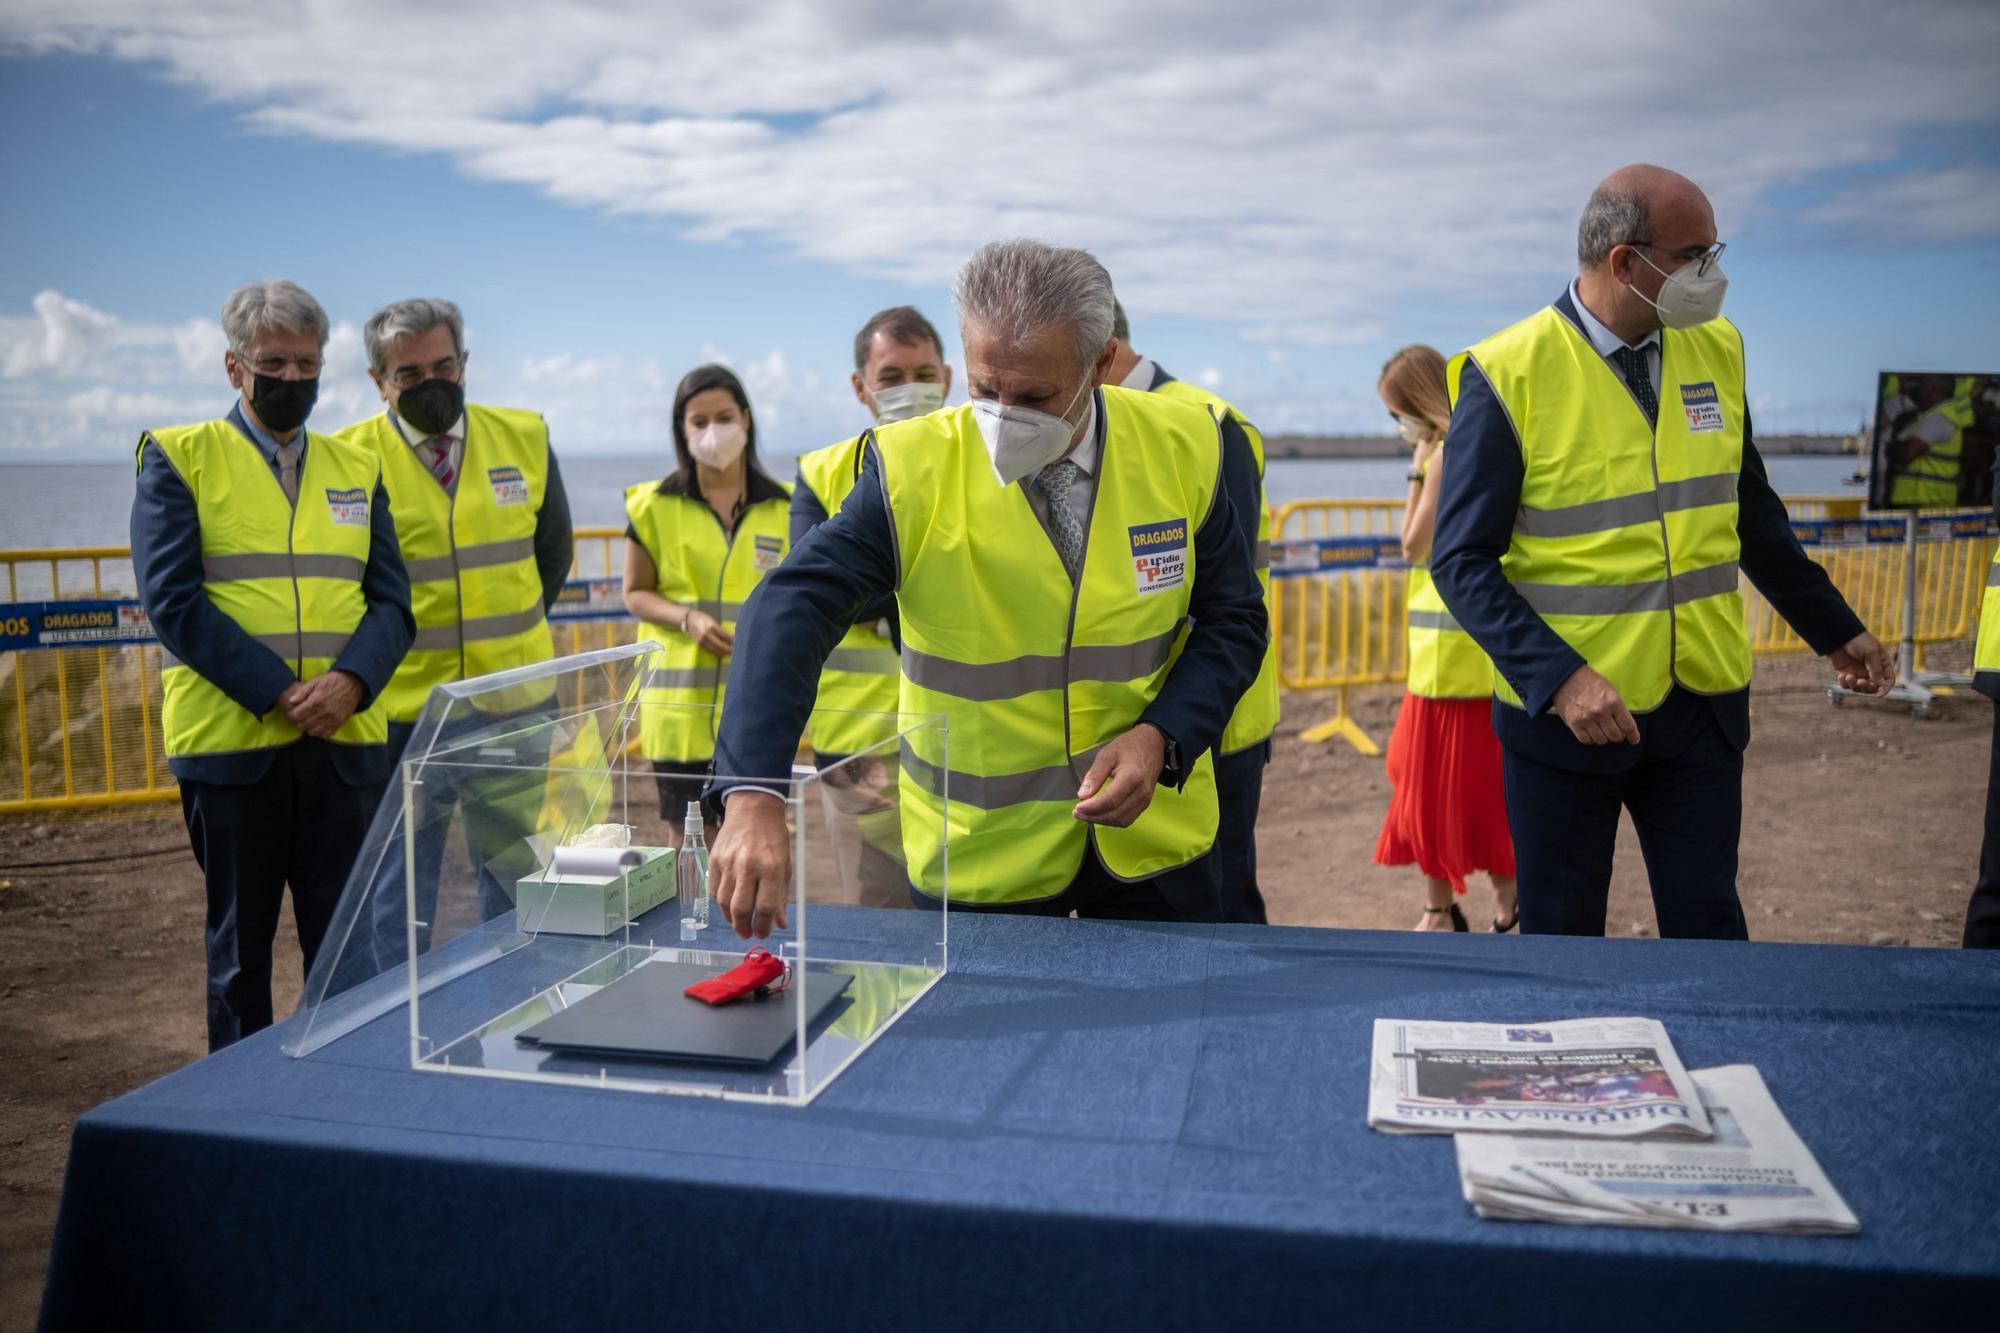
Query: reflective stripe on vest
1975 544 2000 700
1888 394 1973 508
1447 306 1753 712
1406 450 1496 699
797 434 901 756
143 418 389 756
335 404 555 721
1152 377 1279 753
625 481 791 763
880 386 1220 905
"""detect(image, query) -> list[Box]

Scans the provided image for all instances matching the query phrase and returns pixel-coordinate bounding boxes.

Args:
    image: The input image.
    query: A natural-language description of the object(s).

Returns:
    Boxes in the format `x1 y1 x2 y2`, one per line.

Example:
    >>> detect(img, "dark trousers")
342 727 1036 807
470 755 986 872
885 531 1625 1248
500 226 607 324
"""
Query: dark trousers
915 847 1223 923
1501 696 1749 941
1964 701 2000 949
1214 742 1270 924
179 740 383 1051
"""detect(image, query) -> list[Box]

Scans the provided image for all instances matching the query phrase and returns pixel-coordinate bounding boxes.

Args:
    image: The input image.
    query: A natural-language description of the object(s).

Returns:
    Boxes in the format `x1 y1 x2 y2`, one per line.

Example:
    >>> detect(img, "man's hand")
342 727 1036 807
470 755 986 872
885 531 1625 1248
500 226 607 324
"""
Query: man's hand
272 680 309 720
1828 631 1894 697
682 609 734 658
1073 724 1167 827
1551 665 1641 746
285 670 364 739
710 790 792 939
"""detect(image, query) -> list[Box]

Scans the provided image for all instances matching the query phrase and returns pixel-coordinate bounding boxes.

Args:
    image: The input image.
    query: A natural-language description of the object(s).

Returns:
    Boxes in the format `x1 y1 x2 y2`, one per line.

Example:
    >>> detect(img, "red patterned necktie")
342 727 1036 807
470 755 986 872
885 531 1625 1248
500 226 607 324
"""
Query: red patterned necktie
423 434 457 489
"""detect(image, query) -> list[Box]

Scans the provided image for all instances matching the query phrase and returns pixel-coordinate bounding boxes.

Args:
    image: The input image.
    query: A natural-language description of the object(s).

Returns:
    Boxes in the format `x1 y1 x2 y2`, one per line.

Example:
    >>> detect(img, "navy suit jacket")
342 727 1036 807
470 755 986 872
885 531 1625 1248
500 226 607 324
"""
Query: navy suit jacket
132 404 415 786
1430 290 1865 773
711 390 1268 888
791 450 898 635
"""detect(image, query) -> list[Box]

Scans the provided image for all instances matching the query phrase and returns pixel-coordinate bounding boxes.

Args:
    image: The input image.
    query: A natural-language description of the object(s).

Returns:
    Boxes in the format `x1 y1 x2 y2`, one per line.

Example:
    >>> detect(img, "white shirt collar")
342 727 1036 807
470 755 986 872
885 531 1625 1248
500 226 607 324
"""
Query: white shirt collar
1118 356 1157 391
1568 279 1659 358
389 407 466 449
1059 392 1100 477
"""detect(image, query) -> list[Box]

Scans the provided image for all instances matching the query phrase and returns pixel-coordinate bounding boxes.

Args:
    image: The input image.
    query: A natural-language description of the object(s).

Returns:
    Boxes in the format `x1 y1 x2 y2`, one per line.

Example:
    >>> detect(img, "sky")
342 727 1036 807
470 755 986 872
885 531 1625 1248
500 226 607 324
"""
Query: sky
2 0 1998 464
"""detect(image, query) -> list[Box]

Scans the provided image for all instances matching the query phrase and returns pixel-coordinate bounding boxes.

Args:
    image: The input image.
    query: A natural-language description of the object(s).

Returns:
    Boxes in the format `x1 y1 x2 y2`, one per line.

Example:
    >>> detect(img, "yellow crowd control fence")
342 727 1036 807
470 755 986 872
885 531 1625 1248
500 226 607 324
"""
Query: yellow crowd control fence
1270 496 1996 754
1 528 635 814
6 504 1996 810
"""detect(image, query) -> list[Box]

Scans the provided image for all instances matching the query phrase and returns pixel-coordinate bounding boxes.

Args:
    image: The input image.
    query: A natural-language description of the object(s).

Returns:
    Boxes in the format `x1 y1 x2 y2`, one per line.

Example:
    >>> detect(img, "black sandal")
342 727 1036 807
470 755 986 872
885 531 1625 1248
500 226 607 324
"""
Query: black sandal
1491 912 1519 934
1424 904 1470 932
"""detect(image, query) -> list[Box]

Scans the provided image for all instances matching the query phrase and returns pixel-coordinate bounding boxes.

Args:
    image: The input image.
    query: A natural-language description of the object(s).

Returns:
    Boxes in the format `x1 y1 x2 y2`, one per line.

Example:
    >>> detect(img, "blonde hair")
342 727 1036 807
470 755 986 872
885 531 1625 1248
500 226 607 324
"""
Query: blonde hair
1378 345 1451 442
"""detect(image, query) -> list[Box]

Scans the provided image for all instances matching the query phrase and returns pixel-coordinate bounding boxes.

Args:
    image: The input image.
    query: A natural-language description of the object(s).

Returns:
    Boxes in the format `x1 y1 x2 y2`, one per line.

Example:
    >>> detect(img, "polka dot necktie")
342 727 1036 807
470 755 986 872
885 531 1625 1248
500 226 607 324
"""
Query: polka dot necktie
1612 345 1659 428
1034 458 1086 582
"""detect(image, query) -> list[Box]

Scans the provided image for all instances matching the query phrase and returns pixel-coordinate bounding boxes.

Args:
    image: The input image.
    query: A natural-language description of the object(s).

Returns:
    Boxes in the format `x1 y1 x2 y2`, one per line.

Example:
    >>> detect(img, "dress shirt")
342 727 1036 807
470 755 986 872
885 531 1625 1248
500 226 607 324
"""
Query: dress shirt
1021 394 1100 542
237 401 305 480
1429 287 1866 773
388 409 467 491
1119 356 1158 392
1567 279 1660 395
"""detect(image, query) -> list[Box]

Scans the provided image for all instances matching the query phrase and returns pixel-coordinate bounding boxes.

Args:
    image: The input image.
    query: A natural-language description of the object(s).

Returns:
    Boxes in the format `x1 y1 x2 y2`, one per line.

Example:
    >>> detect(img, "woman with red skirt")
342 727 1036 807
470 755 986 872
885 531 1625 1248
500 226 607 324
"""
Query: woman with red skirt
1371 346 1518 932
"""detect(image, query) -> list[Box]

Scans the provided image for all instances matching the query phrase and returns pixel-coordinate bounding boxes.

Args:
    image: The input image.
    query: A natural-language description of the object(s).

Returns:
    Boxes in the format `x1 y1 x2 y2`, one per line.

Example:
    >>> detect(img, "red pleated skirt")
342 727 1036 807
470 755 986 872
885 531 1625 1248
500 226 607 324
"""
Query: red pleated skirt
1373 693 1516 894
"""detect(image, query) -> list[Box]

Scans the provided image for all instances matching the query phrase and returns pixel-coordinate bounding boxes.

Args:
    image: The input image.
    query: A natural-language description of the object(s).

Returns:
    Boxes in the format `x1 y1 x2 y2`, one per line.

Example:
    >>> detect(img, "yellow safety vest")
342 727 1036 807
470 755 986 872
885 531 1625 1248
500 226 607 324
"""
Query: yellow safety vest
626 482 791 763
797 436 901 757
1976 542 2000 701
336 405 555 721
143 419 390 756
880 386 1220 905
1150 378 1280 752
1888 394 1974 509
1405 449 1498 699
1447 307 1753 712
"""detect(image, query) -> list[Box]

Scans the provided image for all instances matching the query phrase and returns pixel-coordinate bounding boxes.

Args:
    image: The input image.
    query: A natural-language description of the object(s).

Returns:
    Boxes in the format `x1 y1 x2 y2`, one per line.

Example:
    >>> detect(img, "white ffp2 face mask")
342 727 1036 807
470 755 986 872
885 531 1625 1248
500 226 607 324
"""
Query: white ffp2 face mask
1630 251 1728 328
971 379 1090 486
688 420 747 468
871 381 945 424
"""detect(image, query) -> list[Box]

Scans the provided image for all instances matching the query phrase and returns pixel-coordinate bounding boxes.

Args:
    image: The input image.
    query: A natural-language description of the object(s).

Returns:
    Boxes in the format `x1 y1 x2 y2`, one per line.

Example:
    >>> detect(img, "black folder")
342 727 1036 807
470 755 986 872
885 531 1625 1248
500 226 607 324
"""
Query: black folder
515 958 852 1066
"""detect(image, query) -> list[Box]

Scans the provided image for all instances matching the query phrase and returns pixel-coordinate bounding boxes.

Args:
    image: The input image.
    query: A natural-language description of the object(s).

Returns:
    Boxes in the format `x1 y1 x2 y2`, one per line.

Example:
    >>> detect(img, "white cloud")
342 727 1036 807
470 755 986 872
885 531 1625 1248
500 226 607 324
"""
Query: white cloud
1196 367 1222 390
1803 166 2000 245
2 0 1995 348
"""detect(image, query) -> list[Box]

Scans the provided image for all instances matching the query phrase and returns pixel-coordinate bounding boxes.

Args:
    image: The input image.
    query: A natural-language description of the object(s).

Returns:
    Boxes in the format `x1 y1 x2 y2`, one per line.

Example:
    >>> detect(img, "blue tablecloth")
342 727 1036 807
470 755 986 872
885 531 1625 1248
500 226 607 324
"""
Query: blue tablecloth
40 918 2000 1330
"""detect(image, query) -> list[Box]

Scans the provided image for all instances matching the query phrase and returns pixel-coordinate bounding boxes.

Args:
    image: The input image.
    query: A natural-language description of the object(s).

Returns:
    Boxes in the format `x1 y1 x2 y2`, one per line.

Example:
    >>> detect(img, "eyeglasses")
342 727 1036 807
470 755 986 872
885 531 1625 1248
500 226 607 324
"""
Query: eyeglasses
1630 239 1727 277
237 350 324 377
386 354 466 389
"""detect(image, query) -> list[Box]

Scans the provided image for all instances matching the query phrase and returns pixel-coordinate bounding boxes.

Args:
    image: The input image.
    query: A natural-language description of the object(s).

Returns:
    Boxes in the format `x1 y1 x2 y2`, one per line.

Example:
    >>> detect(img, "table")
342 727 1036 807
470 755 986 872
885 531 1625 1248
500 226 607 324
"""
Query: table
40 918 2000 1330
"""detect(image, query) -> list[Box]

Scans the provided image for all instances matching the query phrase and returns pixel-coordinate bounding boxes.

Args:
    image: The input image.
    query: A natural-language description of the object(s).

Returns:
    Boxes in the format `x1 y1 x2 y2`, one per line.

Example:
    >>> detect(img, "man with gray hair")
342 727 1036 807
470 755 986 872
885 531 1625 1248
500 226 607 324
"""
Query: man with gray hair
131 279 412 1049
1430 164 1891 940
706 240 1267 931
336 297 573 918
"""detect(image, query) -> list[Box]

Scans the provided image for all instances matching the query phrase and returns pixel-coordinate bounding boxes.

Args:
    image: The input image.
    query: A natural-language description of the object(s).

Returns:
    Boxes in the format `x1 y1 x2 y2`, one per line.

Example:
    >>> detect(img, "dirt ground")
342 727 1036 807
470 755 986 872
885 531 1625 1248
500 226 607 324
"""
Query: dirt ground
0 655 1989 1325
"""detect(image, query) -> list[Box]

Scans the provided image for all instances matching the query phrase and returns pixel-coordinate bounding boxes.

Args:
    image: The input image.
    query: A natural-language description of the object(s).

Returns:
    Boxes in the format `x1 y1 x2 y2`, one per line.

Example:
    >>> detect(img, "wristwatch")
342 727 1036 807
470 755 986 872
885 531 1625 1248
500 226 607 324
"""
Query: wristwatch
1407 469 1426 485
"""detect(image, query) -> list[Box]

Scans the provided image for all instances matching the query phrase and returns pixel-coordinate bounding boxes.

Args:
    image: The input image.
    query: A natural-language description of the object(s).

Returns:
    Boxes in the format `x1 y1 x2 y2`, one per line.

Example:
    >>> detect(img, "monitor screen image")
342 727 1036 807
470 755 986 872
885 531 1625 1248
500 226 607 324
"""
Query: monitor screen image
1867 371 1999 511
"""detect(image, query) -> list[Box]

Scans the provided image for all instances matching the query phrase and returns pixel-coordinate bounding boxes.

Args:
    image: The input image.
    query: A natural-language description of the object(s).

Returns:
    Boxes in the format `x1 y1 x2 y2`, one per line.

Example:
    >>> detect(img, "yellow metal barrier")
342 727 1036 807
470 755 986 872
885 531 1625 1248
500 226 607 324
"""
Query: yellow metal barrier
1 528 633 814
8 504 1993 806
1268 500 1407 755
1271 496 1995 753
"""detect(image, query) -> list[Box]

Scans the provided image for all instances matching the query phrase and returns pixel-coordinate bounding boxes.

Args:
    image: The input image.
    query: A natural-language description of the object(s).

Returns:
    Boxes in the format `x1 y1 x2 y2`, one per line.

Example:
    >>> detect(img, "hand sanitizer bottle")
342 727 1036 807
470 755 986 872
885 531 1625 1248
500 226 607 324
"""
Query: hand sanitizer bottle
679 805 710 940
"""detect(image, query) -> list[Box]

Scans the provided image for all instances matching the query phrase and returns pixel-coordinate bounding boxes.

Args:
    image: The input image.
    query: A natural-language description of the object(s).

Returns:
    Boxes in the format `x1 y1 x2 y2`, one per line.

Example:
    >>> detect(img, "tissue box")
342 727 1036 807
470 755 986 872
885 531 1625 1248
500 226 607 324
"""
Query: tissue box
515 846 676 936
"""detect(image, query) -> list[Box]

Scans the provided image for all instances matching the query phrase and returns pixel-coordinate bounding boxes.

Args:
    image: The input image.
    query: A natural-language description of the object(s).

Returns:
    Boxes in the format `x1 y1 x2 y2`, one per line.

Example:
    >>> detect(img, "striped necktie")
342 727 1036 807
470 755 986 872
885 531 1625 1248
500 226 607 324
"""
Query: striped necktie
423 434 457 490
274 442 300 505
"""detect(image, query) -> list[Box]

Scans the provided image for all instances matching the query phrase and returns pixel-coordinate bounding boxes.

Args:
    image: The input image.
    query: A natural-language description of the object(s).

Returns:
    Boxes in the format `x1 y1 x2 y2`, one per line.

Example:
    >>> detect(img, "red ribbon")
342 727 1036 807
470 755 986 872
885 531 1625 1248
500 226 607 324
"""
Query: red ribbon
683 948 789 1006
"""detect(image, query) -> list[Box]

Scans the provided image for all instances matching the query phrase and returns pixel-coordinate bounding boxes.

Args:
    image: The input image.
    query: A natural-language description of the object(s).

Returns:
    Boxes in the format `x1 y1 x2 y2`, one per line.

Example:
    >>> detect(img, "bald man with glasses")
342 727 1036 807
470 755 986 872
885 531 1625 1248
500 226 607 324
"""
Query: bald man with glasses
1430 163 1891 941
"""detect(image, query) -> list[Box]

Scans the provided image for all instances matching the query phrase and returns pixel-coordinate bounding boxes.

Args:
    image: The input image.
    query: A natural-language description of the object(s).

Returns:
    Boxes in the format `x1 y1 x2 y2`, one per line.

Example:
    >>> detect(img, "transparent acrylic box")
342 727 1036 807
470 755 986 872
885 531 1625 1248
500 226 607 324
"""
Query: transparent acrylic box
284 642 948 1105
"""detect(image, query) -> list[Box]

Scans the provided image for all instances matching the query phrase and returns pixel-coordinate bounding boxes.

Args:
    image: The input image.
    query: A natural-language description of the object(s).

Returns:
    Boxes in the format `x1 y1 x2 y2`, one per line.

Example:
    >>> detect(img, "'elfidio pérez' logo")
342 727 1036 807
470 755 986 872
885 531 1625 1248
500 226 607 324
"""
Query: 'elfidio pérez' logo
1128 519 1187 593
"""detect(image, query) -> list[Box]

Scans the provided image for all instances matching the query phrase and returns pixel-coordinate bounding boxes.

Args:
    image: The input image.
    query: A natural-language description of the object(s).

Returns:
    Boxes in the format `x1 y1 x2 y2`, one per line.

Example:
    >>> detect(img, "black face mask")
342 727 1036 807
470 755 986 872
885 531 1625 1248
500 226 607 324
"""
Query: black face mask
398 378 466 436
248 372 319 434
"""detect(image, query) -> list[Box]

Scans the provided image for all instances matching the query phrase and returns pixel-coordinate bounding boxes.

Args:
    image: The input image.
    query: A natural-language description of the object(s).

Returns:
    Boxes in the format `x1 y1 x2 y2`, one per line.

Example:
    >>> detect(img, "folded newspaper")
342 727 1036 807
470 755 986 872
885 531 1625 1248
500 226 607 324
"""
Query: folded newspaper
1454 1065 1859 1234
1368 1017 1712 1138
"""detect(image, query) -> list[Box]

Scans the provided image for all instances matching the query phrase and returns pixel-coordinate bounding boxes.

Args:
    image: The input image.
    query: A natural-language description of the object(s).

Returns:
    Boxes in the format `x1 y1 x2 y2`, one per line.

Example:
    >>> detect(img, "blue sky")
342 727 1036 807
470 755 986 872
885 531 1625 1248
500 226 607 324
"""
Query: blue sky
3 1 1998 463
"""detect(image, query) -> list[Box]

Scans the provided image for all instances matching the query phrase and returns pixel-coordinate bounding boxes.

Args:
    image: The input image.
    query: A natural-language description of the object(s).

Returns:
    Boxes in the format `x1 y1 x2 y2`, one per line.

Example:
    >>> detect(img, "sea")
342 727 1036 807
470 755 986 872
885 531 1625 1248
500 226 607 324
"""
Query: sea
0 453 1866 553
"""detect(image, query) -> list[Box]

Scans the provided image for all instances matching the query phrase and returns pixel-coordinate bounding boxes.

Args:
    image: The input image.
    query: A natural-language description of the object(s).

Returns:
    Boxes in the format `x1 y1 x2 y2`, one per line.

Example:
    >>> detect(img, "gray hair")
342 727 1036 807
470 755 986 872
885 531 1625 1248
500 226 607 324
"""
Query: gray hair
953 240 1116 373
364 298 464 374
220 279 329 353
1577 184 1651 270
1110 299 1130 343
